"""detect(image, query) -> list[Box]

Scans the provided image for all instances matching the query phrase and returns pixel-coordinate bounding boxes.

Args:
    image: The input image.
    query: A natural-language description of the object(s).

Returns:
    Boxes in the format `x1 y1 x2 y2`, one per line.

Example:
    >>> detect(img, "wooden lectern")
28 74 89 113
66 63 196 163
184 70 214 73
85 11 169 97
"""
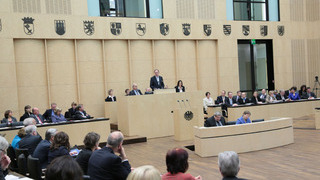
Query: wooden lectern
153 88 176 94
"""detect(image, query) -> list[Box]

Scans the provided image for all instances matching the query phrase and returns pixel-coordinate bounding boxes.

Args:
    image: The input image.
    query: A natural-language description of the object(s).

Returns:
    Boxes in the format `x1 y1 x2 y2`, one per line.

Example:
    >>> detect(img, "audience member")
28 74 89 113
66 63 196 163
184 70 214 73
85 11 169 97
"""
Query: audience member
43 103 57 122
288 86 300 100
162 148 201 180
238 93 250 105
74 104 91 120
127 165 161 180
258 89 267 103
236 111 251 125
276 90 288 101
105 89 117 102
150 69 165 91
76 132 101 175
33 128 57 169
65 102 77 118
217 90 228 104
0 136 11 180
1 110 17 124
125 89 130 96
30 107 45 124
11 128 25 149
266 91 277 103
299 85 307 98
145 88 154 95
18 125 42 155
45 155 83 180
302 87 317 99
250 91 262 105
204 112 226 127
20 105 32 122
232 91 241 104
51 108 67 123
218 151 246 180
88 131 131 180
129 83 143 96
175 80 185 93
48 131 70 164
23 117 37 126
203 92 214 113
226 92 237 107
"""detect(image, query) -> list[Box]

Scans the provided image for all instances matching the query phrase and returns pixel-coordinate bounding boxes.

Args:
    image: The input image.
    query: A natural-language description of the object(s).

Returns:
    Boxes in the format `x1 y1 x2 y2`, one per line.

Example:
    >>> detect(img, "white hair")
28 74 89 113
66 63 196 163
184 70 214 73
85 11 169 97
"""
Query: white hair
214 111 222 117
218 151 240 177
23 118 35 126
0 136 9 152
25 125 37 135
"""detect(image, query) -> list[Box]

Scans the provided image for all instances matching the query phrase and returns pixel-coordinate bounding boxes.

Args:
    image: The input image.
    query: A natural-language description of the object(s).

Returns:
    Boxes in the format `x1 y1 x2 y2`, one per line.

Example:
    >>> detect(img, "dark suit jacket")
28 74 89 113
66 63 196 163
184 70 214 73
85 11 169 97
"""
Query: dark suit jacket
276 94 288 101
0 168 8 180
18 134 42 155
74 111 91 120
217 96 228 104
76 148 93 175
258 93 267 102
129 89 143 96
204 116 226 127
222 177 247 180
150 76 164 91
30 114 45 124
226 98 235 107
43 109 53 122
105 96 117 102
250 97 260 104
232 96 240 104
33 140 51 169
20 112 32 122
238 98 250 104
302 92 316 99
88 147 131 180
175 86 185 93
48 146 69 164
1 117 17 124
65 108 77 119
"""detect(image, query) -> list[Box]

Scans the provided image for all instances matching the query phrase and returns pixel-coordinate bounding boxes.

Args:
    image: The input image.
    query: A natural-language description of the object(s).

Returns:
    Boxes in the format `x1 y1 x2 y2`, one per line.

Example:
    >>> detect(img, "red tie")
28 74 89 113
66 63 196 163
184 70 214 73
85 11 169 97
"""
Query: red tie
37 115 43 124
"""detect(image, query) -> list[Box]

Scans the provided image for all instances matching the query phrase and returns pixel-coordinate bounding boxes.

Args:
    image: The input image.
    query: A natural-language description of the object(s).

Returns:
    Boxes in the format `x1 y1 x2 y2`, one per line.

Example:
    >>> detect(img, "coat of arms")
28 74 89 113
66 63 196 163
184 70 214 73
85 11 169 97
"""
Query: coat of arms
22 17 34 35
242 25 250 36
223 25 231 36
260 25 268 36
84 21 94 36
136 23 146 36
203 24 211 36
55 20 66 35
182 23 191 36
278 25 285 36
160 23 169 36
110 22 122 36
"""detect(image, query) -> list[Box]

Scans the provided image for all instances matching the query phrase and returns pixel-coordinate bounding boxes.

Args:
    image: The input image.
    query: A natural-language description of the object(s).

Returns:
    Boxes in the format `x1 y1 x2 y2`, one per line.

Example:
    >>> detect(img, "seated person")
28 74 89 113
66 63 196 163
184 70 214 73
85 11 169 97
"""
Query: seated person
288 86 300 100
20 105 32 122
30 107 45 124
218 151 246 180
76 132 101 175
258 89 267 103
11 128 25 149
45 155 83 180
250 91 262 105
48 131 70 164
204 112 226 127
237 92 250 105
175 80 185 93
299 85 307 98
276 89 289 101
18 125 42 155
105 89 117 102
129 83 143 96
65 102 77 118
1 110 17 124
232 91 241 104
74 104 91 120
33 128 57 169
51 108 67 123
302 87 317 99
0 136 11 180
226 92 237 107
162 148 201 180
145 88 154 95
266 91 277 103
216 90 228 104
127 165 161 180
23 117 37 126
236 111 252 125
203 92 214 114
125 89 130 96
43 103 57 123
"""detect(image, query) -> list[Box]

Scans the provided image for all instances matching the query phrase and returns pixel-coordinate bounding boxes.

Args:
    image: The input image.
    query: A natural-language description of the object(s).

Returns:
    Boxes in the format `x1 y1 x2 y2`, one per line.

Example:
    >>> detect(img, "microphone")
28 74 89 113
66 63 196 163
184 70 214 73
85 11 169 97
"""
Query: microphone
177 100 182 108
186 99 191 108
181 100 187 108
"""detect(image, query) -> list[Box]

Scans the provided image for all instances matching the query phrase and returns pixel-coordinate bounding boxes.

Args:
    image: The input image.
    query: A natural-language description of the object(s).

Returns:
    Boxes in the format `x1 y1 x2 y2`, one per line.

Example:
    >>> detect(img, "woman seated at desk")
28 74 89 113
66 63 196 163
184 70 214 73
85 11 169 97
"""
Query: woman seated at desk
266 91 277 103
236 111 252 125
1 110 17 124
250 91 262 105
51 108 67 123
203 92 214 114
175 80 185 93
288 86 300 101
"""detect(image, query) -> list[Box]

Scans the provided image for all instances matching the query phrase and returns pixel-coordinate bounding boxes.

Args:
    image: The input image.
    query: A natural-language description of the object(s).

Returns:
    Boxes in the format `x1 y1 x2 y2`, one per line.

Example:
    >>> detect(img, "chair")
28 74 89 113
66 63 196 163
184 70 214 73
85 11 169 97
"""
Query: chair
7 145 18 172
15 148 29 161
18 154 27 176
28 155 43 180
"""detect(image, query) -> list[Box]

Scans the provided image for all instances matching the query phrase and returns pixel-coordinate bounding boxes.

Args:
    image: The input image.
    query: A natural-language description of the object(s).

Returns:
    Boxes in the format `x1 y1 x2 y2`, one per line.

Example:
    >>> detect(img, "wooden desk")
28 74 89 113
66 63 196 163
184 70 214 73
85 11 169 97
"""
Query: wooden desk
227 99 320 122
105 102 118 124
0 118 110 146
315 109 320 130
153 88 176 94
194 118 294 157
207 105 221 117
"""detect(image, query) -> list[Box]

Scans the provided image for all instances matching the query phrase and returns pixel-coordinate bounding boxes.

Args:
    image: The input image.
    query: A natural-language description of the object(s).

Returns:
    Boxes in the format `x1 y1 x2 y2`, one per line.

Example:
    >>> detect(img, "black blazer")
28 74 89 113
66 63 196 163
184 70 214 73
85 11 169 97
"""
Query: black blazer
129 89 143 96
88 147 131 180
1 117 17 124
250 97 260 104
204 116 226 127
18 134 42 155
258 93 267 102
302 92 316 99
74 111 91 120
238 98 250 104
30 114 45 124
48 146 69 164
65 108 77 118
150 76 164 91
33 139 51 169
232 96 240 104
76 148 93 175
105 96 117 102
20 112 32 122
43 109 53 122
225 98 235 107
175 86 185 93
276 94 288 101
216 96 228 104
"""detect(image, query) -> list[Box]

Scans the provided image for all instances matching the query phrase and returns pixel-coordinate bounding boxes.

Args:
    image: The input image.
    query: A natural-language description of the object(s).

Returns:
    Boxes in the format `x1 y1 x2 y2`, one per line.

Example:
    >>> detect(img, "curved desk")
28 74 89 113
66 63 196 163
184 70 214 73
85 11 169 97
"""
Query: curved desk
194 118 294 157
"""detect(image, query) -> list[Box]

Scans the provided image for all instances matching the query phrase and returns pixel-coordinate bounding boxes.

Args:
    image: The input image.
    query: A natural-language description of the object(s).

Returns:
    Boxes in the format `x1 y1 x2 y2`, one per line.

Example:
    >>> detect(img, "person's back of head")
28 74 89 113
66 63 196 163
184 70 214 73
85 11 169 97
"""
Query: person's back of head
0 136 9 152
107 131 124 149
18 127 26 138
23 118 35 126
84 132 100 150
45 128 57 141
166 148 189 174
50 131 70 150
127 165 161 180
218 151 240 178
25 125 37 136
45 155 83 180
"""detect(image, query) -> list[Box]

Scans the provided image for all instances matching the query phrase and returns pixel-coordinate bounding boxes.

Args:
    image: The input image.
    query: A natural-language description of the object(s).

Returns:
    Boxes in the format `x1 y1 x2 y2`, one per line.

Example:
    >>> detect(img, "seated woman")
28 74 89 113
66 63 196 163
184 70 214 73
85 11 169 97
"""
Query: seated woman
299 85 307 98
288 86 300 100
105 89 116 102
203 92 214 114
162 148 201 180
20 105 32 122
250 91 262 105
46 155 83 180
236 111 252 125
11 128 25 149
175 80 185 93
48 131 70 164
76 132 100 175
1 110 17 124
127 165 161 180
266 91 277 103
51 108 67 123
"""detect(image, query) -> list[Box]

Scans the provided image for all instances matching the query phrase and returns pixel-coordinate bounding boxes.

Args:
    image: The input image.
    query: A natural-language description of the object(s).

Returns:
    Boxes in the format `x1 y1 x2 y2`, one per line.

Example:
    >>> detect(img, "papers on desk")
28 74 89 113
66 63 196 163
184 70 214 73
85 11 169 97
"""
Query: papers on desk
5 175 32 180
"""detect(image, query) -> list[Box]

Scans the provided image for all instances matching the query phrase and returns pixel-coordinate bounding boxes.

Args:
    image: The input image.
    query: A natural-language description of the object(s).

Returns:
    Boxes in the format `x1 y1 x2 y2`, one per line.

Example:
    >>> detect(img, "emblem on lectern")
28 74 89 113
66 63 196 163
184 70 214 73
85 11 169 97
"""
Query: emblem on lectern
55 20 66 35
184 111 193 121
22 17 35 35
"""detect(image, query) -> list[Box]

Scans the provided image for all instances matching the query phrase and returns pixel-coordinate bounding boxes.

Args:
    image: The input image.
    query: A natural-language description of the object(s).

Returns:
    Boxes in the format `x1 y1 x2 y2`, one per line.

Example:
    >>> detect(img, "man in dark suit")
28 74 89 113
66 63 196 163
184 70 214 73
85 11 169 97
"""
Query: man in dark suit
65 102 77 119
18 125 42 155
204 112 226 127
88 131 131 180
30 107 45 124
258 89 267 102
217 90 228 104
150 69 164 91
226 92 237 107
232 91 241 105
276 90 288 101
302 87 317 99
43 103 57 122
238 92 250 104
74 104 91 120
33 128 57 169
218 151 247 180
129 83 143 96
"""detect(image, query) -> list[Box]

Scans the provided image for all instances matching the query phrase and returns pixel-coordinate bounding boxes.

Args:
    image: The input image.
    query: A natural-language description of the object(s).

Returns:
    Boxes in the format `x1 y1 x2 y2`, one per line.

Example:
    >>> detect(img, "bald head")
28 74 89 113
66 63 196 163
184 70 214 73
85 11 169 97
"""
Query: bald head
32 107 39 115
132 83 138 90
107 131 124 148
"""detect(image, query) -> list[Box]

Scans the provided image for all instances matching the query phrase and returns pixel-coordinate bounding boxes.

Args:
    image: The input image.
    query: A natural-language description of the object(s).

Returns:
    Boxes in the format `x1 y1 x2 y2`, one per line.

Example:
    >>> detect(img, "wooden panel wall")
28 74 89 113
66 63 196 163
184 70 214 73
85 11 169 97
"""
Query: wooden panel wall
291 39 307 87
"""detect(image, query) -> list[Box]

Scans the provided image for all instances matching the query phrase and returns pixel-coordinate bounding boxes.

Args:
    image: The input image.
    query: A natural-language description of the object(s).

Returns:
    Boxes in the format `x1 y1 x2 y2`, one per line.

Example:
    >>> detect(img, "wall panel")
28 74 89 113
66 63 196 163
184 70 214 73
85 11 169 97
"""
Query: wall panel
291 39 307 87
307 39 320 86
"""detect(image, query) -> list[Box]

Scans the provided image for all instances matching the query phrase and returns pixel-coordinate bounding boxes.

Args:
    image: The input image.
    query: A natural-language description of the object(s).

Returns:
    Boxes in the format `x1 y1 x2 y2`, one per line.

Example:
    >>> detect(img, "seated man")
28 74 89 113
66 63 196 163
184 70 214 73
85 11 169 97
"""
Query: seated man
218 151 247 180
129 83 143 96
88 131 131 180
237 92 250 105
43 103 57 123
216 90 228 105
33 128 57 169
302 87 317 99
74 104 91 120
236 111 252 125
18 125 42 155
30 107 45 124
226 92 237 107
258 89 267 103
232 91 241 104
204 112 226 127
65 102 77 119
276 89 288 101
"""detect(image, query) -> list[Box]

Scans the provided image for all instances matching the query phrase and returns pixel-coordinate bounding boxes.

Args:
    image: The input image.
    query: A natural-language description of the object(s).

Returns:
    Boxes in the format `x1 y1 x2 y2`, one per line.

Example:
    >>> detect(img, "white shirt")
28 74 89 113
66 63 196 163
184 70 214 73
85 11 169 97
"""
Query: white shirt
203 97 214 110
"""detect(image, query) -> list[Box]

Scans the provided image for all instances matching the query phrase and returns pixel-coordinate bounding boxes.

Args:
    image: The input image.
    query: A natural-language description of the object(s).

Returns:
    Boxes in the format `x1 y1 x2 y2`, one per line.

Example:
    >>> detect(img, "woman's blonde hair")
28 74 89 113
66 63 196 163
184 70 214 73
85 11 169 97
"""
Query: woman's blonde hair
126 165 161 180
54 108 62 114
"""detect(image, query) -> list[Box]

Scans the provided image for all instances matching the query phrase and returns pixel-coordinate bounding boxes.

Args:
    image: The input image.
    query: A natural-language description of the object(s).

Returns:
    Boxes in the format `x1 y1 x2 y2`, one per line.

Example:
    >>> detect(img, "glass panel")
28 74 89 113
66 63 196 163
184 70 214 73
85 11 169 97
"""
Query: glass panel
238 44 253 91
100 0 124 17
251 3 266 20
149 0 163 18
234 2 249 20
254 44 268 90
125 0 147 18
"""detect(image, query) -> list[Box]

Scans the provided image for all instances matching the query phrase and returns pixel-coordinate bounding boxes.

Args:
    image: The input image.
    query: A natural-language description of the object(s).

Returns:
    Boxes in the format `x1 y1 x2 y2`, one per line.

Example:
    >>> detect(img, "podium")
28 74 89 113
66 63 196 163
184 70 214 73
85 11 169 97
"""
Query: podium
104 102 118 124
153 88 176 94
